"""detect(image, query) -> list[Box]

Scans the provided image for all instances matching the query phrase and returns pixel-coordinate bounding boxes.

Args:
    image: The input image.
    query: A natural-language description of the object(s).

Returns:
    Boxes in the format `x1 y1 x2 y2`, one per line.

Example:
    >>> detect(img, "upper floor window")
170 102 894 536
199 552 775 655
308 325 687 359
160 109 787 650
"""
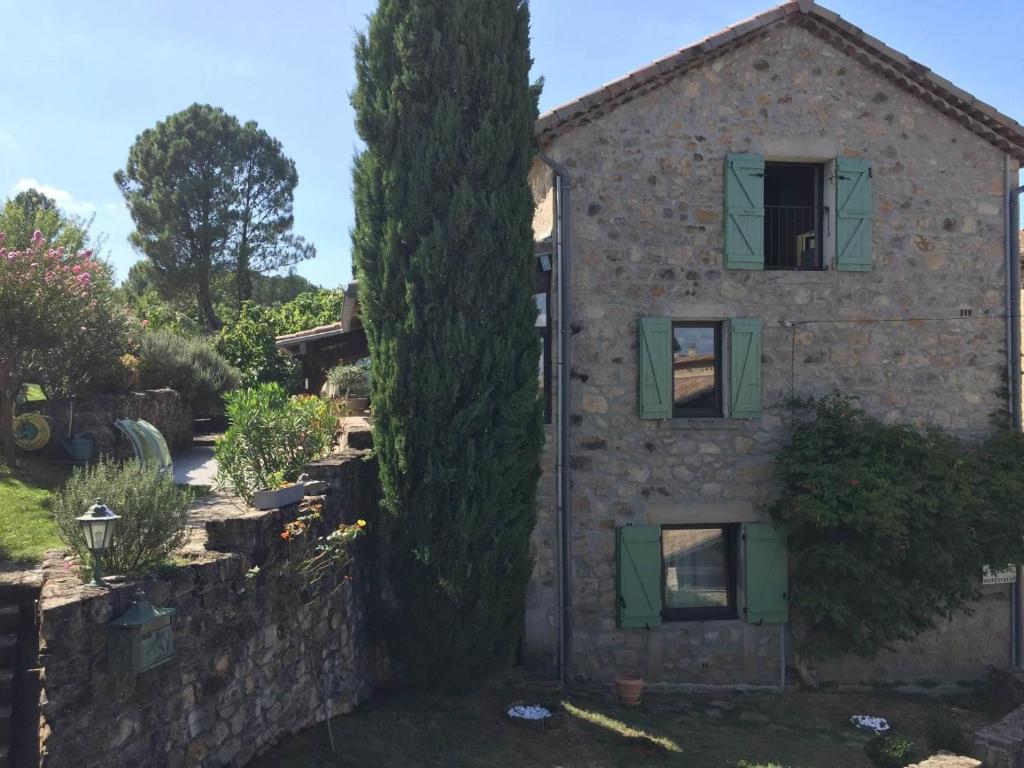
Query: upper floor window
764 162 824 270
724 153 872 273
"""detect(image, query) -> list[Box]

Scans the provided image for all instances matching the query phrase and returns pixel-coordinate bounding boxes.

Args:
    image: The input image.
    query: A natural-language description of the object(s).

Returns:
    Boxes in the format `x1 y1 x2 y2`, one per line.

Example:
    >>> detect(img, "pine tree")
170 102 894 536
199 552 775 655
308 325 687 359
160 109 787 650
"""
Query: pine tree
352 0 542 689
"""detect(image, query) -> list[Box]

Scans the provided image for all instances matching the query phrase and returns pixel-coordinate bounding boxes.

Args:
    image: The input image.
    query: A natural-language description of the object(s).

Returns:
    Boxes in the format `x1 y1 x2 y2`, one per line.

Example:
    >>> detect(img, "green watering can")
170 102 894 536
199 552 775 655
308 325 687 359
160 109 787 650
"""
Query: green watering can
59 432 96 462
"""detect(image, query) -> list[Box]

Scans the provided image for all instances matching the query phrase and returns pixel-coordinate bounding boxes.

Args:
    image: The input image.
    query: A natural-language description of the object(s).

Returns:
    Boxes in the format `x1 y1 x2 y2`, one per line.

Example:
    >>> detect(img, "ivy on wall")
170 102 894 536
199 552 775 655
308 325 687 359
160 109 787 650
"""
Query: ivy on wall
771 394 1024 660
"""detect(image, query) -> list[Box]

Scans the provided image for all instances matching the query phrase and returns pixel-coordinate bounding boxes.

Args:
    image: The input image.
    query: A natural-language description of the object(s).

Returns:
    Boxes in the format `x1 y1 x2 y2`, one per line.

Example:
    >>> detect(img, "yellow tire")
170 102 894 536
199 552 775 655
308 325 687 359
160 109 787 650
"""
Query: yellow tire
13 413 51 451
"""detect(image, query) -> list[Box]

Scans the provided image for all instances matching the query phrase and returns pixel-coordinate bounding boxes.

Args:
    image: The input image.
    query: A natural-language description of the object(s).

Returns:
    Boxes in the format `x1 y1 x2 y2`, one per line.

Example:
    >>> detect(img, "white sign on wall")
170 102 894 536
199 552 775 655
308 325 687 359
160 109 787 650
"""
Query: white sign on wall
982 565 1018 585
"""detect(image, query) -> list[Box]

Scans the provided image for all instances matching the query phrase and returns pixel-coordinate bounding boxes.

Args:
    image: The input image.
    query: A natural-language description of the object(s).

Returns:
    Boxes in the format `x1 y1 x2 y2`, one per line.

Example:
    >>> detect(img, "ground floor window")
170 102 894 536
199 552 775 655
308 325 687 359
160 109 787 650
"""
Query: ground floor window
662 524 738 621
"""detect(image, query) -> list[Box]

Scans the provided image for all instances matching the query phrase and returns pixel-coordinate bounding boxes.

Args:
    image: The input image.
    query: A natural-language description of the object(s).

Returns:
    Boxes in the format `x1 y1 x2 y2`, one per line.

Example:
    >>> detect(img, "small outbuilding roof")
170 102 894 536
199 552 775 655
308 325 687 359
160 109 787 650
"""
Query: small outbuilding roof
536 0 1024 161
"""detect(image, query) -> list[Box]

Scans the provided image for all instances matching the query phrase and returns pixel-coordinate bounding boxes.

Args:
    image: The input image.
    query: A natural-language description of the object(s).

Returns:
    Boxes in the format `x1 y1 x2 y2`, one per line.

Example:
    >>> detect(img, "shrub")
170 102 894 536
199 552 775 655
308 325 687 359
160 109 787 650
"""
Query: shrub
924 712 972 755
215 383 336 503
138 330 240 416
326 359 370 398
864 735 914 768
771 394 1024 660
53 460 192 574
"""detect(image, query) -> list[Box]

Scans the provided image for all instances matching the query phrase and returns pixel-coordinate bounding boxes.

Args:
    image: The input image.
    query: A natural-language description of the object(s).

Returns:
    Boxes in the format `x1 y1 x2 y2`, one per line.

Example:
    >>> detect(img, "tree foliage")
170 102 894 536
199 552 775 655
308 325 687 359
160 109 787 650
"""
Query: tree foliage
0 230 131 462
115 103 314 331
771 395 1024 659
0 190 90 253
215 302 298 389
352 0 543 688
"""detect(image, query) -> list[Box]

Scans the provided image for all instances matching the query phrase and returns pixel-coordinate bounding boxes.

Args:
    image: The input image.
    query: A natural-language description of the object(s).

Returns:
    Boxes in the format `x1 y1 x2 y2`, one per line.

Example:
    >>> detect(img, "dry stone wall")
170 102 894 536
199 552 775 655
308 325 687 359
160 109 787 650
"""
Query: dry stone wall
26 389 193 458
531 20 1019 685
36 449 386 768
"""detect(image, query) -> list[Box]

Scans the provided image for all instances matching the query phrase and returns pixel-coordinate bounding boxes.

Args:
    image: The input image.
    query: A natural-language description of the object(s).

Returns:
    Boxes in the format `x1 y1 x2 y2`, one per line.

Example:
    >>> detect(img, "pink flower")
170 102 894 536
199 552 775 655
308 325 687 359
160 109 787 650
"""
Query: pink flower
72 265 81 274
31 229 43 243
0 233 6 245
80 249 92 259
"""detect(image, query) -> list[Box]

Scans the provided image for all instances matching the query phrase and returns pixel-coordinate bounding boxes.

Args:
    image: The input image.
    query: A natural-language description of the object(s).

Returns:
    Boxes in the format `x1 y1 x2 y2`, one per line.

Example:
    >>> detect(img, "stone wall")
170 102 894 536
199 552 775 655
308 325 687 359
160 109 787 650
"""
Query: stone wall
529 19 1020 685
25 389 193 459
36 448 387 768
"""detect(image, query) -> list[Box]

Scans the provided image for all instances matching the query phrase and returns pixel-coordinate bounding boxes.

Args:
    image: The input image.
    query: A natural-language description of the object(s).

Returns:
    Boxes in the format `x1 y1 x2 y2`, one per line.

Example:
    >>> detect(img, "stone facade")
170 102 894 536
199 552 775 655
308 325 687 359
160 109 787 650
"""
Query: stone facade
528 18 1021 685
36 449 387 768
25 389 194 459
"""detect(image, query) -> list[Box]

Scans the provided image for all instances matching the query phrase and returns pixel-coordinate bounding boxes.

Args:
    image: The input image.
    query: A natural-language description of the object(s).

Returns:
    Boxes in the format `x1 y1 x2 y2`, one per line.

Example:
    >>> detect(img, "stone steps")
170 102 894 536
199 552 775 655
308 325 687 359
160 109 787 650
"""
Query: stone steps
0 637 14 671
0 671 11 705
0 608 16 636
0 704 9 749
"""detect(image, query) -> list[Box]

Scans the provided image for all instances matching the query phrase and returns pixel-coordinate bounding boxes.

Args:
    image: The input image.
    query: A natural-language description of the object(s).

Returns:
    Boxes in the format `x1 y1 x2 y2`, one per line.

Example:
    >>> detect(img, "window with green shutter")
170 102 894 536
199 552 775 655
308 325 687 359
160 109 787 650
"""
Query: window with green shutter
617 525 662 629
744 523 788 625
724 153 765 270
835 157 873 272
729 319 762 418
638 317 672 420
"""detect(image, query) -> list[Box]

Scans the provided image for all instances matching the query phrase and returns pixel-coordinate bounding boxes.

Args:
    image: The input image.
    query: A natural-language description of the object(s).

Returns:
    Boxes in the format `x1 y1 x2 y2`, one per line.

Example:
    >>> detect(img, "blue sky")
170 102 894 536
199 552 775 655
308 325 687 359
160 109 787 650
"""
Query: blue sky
1 0 1021 288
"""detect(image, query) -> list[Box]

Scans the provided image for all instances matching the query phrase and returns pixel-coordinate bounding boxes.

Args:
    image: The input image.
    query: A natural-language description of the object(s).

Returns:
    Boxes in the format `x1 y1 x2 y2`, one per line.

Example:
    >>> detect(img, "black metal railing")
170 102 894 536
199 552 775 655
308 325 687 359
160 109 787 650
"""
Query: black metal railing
764 205 826 270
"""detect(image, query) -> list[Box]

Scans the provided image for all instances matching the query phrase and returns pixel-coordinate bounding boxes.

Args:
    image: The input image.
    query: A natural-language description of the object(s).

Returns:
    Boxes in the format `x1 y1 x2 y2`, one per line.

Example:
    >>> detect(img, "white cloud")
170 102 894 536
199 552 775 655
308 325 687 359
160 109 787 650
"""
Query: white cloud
10 178 96 217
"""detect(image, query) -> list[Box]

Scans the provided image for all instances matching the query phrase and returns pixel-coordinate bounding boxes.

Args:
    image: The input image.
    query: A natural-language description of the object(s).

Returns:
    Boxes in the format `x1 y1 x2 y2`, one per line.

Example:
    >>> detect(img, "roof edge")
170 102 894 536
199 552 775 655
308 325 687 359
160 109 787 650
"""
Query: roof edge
535 1 1024 160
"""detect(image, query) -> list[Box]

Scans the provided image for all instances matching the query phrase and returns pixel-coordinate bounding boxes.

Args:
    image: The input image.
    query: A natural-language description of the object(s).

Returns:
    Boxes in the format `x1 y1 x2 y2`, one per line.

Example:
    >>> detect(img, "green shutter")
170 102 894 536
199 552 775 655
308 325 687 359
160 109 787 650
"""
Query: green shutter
617 525 662 629
724 153 765 270
730 319 762 418
835 157 873 272
639 316 672 420
744 523 788 624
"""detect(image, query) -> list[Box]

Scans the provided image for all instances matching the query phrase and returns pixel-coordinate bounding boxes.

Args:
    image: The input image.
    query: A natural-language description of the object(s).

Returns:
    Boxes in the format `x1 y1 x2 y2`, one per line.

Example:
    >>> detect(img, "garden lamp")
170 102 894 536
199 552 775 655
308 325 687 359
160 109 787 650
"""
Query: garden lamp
76 499 120 588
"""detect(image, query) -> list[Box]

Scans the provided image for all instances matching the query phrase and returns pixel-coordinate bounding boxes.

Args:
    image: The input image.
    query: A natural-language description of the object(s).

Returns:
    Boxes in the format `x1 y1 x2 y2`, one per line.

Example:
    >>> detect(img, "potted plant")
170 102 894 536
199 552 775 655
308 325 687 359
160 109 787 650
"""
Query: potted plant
250 470 307 511
613 673 644 706
325 359 370 415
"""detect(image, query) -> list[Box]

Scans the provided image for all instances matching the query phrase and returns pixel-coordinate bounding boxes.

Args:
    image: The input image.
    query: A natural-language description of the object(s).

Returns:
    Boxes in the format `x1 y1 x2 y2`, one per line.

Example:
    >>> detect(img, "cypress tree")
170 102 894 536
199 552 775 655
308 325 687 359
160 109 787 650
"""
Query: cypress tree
351 0 543 688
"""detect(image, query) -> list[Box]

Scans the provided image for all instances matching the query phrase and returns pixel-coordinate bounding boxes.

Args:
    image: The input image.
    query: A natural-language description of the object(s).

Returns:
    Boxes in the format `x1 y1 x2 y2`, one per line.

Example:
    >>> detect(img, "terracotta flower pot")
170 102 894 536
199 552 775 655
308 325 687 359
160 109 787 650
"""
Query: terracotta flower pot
614 673 644 706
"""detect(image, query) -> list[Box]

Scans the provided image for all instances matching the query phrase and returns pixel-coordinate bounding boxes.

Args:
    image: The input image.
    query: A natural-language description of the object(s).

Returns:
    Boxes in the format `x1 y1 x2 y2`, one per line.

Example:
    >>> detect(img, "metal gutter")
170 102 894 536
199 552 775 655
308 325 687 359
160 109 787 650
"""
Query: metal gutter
538 152 573 685
1008 165 1023 666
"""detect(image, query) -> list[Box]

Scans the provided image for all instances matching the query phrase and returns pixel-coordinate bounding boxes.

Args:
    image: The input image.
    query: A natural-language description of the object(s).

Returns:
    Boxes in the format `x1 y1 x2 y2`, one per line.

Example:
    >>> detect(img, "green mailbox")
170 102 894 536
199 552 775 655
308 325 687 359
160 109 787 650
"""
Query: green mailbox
107 588 175 673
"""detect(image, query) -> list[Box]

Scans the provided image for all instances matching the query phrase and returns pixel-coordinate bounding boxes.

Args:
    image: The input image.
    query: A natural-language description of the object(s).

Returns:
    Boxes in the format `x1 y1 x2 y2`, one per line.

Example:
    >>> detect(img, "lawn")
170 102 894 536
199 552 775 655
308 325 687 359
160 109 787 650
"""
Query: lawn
0 457 68 562
250 685 999 768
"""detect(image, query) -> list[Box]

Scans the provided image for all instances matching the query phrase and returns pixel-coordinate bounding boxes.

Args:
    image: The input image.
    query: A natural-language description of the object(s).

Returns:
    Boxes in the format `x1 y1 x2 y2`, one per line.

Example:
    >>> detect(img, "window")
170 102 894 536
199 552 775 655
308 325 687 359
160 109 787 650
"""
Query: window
662 525 738 621
535 291 552 424
671 322 722 418
764 162 824 270
724 153 872 272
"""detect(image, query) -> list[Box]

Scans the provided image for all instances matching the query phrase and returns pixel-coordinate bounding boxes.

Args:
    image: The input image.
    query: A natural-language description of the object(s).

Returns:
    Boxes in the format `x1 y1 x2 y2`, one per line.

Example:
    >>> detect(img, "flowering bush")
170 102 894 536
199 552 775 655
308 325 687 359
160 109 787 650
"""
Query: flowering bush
277 498 367 595
0 230 131 461
771 394 1024 660
214 383 337 503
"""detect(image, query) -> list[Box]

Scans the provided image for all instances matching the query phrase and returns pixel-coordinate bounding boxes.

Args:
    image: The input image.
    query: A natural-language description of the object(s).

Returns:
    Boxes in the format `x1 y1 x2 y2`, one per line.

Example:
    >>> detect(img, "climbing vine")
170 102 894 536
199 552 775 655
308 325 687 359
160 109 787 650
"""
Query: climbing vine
771 394 1024 660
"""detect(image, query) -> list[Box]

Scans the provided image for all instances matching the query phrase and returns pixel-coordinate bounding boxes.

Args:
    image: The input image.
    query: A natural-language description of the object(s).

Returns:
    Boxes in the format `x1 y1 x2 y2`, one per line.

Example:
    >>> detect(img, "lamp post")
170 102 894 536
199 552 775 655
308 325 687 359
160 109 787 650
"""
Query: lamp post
76 499 120 588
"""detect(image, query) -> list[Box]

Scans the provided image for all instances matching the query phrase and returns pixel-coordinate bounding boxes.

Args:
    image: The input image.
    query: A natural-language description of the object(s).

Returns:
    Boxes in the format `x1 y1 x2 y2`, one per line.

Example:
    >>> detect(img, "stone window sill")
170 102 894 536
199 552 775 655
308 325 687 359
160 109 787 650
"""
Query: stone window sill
657 418 747 431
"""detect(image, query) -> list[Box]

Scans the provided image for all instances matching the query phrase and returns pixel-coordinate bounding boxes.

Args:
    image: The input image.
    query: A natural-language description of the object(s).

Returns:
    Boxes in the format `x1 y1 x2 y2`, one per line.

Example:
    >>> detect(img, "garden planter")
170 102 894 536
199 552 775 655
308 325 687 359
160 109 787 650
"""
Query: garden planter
614 673 644 706
336 396 370 416
251 483 305 510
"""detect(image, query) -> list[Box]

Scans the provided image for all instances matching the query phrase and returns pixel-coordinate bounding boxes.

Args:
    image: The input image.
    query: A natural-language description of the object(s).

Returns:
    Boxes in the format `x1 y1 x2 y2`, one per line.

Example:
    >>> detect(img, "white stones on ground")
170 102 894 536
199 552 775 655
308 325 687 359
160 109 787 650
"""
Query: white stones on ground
850 714 890 733
507 704 552 721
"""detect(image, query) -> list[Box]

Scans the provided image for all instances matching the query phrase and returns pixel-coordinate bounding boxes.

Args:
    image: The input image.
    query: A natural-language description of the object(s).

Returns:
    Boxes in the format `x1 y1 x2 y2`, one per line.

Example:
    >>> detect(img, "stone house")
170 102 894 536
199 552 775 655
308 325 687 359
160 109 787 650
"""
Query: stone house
526 0 1024 686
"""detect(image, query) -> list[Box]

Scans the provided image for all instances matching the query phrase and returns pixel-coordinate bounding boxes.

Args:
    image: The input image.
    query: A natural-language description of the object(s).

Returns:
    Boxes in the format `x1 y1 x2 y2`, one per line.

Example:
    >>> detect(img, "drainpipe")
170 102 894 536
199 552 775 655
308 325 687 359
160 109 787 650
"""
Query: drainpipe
1007 167 1023 666
539 152 573 685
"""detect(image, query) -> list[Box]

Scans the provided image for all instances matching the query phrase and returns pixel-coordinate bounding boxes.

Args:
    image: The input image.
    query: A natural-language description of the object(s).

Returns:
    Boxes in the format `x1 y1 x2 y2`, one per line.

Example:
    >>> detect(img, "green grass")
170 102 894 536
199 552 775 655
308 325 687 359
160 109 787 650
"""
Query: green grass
248 686 995 768
0 458 69 562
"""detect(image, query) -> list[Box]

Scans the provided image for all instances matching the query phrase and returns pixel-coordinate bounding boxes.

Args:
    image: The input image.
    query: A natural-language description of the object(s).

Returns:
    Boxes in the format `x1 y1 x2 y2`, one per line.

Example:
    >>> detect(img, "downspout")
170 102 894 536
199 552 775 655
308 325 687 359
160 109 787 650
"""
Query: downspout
1007 164 1023 666
539 152 573 685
